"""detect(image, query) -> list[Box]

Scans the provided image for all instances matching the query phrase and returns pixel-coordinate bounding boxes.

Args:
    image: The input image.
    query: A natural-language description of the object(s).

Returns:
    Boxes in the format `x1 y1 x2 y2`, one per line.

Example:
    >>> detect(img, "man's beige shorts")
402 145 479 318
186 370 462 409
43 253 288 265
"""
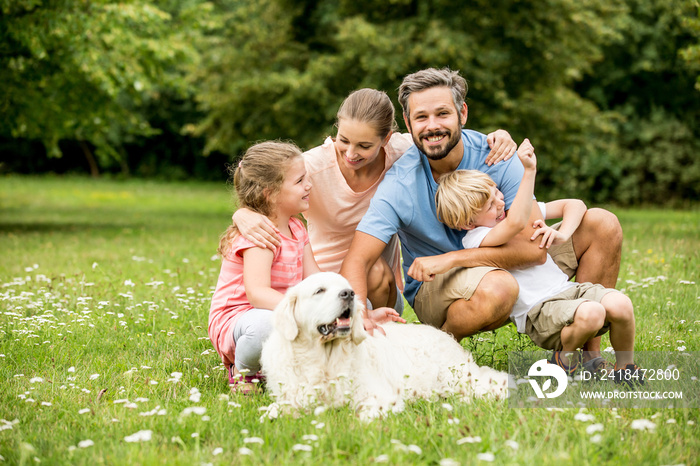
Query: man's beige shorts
525 283 615 350
413 265 497 328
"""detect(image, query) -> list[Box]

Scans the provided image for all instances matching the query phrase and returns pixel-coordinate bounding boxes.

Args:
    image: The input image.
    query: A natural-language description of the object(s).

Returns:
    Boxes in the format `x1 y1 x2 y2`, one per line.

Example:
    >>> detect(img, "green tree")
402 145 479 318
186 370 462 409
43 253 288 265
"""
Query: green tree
681 2 700 90
0 0 204 175
194 0 627 179
577 0 700 204
188 0 321 156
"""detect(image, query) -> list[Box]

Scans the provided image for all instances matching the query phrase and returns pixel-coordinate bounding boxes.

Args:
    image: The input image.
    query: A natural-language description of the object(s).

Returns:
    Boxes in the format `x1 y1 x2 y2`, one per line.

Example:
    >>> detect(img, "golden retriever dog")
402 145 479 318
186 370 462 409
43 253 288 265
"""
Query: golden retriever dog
260 272 509 420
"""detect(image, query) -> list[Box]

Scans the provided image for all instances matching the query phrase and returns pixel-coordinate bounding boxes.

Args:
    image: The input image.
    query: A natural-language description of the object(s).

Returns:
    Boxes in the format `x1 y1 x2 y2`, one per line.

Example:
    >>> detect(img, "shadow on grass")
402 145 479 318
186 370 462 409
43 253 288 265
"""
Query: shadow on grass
0 221 144 234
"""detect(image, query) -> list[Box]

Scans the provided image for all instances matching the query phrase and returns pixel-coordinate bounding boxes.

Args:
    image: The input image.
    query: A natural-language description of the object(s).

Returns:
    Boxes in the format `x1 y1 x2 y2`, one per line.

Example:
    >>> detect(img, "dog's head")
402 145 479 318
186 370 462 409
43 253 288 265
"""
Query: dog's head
273 272 366 344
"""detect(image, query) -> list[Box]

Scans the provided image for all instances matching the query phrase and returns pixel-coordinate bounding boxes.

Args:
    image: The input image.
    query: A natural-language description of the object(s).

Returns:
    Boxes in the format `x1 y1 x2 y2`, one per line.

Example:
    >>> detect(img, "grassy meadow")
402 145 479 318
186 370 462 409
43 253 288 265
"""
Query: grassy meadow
0 175 698 465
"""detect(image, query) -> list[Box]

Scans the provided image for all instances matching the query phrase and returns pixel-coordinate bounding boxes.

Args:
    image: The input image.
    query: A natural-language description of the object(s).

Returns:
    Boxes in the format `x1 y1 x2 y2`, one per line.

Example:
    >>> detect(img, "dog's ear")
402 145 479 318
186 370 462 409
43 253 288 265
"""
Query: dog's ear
274 290 299 341
351 296 368 344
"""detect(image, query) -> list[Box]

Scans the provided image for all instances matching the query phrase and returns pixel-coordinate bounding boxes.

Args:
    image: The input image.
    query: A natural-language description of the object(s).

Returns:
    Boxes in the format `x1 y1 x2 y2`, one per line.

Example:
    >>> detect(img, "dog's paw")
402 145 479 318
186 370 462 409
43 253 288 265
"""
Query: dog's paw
390 399 406 415
355 399 387 422
357 407 383 422
355 396 403 422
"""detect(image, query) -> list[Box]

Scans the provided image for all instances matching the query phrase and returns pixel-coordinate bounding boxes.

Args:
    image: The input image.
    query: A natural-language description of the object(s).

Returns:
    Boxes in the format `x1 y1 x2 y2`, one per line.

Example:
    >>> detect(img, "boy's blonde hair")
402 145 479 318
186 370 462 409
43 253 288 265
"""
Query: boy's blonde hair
218 140 302 256
435 170 496 229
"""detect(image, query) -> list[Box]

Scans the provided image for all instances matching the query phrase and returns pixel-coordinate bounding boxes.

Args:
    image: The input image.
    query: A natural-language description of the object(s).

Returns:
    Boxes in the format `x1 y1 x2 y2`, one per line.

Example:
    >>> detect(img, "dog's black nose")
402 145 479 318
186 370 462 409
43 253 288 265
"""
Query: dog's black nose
339 289 355 301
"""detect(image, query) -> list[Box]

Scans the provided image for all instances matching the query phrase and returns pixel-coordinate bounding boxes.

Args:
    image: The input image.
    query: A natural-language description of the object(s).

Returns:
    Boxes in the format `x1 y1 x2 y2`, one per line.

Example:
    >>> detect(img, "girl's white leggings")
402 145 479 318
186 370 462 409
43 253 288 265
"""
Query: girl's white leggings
233 308 273 373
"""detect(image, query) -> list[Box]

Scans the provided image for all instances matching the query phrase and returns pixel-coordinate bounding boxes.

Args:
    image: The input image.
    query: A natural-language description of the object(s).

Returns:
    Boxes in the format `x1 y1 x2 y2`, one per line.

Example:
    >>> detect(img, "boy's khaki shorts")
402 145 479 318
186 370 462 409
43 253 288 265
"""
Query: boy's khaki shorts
525 283 615 350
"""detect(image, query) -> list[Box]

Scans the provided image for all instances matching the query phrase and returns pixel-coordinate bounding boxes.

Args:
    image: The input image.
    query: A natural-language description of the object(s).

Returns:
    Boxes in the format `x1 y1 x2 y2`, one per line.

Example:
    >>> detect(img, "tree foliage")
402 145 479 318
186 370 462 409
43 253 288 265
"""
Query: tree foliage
1 0 699 204
0 0 204 173
194 0 627 163
576 0 700 204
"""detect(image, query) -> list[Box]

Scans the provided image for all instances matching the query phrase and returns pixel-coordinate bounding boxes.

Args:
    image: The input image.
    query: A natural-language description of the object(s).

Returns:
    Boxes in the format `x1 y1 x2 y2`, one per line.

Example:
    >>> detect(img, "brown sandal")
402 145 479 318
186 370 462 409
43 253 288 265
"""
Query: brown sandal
549 351 581 375
583 356 614 377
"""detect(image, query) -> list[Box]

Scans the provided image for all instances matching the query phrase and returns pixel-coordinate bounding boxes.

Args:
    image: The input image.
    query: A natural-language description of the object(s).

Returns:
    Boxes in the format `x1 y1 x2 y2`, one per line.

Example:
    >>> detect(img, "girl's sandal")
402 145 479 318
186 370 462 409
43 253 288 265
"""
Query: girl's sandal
231 377 258 395
228 366 265 395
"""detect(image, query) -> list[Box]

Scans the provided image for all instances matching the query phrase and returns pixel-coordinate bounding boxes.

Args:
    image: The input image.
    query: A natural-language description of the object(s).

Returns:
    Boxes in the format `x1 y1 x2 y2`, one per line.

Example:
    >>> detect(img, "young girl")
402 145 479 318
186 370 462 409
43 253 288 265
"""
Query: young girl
208 141 321 393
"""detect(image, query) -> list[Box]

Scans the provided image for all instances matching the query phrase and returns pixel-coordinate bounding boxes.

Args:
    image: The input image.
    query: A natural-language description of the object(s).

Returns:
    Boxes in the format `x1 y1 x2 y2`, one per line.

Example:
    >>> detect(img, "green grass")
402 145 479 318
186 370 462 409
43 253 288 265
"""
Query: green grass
1 175 698 465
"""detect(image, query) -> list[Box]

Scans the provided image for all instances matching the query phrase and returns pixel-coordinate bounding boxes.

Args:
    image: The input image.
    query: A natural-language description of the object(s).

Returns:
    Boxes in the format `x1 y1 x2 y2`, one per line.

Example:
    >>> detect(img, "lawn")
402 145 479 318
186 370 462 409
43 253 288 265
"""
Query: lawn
1 175 698 465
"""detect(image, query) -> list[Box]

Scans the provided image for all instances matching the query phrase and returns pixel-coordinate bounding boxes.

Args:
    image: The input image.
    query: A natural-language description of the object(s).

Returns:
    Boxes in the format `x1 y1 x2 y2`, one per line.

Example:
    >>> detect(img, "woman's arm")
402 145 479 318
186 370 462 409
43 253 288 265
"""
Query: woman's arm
232 208 281 250
485 129 517 166
242 247 285 310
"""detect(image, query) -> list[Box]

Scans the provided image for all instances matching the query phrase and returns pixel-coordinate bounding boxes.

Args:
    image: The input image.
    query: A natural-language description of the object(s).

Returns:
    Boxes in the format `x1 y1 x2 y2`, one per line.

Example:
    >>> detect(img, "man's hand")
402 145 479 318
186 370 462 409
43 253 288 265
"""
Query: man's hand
407 253 453 282
485 129 517 166
531 219 568 248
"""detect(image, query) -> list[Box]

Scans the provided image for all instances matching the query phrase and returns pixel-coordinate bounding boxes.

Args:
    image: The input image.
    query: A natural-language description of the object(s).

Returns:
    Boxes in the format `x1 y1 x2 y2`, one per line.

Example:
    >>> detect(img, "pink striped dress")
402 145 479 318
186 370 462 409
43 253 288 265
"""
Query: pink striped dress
208 217 308 367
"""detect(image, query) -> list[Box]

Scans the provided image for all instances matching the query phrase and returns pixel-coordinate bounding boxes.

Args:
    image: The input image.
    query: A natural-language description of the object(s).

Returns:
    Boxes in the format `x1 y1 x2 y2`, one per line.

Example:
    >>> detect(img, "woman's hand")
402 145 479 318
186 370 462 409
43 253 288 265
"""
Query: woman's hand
485 129 517 166
232 208 281 250
366 306 406 325
363 306 406 336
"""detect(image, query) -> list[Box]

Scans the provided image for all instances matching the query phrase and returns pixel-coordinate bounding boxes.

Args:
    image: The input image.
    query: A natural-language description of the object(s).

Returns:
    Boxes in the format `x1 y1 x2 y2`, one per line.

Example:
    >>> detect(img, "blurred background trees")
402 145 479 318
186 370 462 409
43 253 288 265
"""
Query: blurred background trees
1 0 698 205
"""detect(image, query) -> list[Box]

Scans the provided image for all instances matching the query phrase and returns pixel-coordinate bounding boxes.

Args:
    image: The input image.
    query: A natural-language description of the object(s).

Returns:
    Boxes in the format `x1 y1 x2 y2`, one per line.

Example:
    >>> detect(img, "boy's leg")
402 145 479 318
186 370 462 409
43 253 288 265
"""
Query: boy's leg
414 267 517 341
525 284 614 369
559 302 606 366
600 291 635 367
550 208 623 363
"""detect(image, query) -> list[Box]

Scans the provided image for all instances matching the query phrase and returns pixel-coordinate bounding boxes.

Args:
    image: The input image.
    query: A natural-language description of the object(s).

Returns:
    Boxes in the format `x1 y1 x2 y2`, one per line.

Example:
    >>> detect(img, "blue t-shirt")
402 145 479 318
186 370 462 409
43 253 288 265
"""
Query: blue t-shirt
357 129 525 306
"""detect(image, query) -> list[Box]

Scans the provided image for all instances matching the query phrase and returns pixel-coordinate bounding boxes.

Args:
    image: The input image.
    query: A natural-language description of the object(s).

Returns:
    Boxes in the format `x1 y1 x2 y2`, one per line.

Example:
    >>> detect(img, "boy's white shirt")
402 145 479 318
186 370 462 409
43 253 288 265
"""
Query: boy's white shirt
461 202 575 332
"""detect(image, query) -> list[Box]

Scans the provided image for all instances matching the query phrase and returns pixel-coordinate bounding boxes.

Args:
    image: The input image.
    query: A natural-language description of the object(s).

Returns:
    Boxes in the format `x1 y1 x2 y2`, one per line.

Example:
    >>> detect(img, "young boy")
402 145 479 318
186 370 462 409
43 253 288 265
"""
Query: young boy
434 139 643 385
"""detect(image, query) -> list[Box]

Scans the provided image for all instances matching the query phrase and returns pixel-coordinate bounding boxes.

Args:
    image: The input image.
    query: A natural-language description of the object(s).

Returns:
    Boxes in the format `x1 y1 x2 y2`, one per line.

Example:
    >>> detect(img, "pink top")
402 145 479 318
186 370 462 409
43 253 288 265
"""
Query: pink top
302 133 413 288
208 217 309 367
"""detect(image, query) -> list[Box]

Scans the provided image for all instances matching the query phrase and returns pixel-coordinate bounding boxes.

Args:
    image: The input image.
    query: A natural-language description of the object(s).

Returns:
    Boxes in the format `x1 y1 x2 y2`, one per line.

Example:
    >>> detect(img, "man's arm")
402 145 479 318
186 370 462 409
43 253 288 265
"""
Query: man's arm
339 231 387 305
407 200 547 282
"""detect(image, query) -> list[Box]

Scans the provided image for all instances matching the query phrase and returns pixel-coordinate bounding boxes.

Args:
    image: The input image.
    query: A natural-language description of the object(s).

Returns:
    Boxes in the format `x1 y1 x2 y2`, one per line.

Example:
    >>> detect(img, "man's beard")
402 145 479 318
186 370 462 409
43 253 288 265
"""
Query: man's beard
410 115 463 161
414 128 461 161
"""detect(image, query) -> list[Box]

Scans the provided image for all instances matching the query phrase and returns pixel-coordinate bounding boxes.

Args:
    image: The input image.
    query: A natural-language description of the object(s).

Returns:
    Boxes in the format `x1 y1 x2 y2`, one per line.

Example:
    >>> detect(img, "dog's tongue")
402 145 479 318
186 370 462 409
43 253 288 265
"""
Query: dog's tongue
336 317 351 329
